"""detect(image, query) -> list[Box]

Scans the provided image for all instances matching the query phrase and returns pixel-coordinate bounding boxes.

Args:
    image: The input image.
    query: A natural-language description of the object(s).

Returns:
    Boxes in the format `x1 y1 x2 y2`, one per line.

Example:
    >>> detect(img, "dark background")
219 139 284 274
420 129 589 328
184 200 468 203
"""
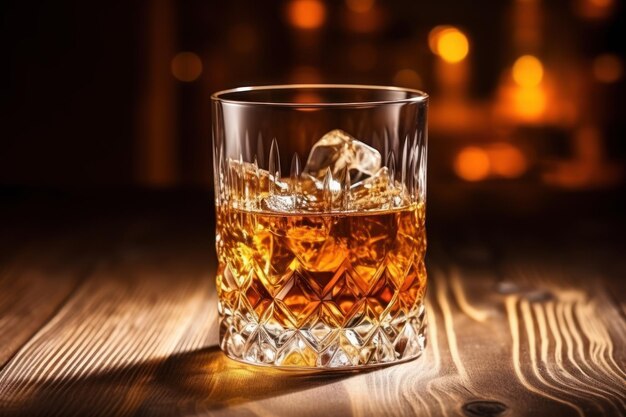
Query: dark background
1 0 625 199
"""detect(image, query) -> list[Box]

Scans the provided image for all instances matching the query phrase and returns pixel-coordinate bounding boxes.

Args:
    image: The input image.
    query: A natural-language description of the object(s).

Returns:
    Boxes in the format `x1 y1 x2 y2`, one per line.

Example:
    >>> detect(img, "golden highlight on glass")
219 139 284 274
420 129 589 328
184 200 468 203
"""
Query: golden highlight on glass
212 85 428 369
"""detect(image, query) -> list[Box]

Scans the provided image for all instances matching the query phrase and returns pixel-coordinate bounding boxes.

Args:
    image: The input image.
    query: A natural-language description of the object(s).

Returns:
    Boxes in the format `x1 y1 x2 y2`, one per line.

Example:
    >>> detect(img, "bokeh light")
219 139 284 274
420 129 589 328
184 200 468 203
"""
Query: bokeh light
590 0 612 6
593 54 623 83
171 52 203 82
393 69 422 89
346 0 375 13
429 26 469 63
513 86 547 121
454 144 528 181
286 0 326 30
344 3 384 33
437 28 469 63
574 0 614 19
512 55 544 87
428 25 451 54
487 143 528 178
454 147 490 181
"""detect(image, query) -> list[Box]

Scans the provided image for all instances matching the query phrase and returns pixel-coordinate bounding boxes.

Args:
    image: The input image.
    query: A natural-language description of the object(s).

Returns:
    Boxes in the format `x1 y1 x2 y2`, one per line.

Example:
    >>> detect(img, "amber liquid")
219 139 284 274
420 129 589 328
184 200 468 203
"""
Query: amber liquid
216 202 426 366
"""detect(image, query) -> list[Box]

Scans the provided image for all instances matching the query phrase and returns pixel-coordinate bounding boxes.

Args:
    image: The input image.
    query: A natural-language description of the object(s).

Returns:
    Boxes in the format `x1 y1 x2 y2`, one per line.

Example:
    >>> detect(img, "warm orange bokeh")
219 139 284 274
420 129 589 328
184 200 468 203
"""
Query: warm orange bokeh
429 26 469 63
487 143 528 178
574 0 614 19
512 85 547 120
428 26 451 54
344 3 384 33
593 54 623 83
286 0 326 30
345 0 375 13
171 52 203 82
454 147 490 181
393 69 422 89
512 55 544 87
454 143 528 181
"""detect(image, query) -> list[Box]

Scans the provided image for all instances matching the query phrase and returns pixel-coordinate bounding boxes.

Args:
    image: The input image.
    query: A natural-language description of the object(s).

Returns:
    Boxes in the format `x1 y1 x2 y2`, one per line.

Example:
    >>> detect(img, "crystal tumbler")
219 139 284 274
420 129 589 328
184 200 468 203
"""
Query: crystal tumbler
211 85 428 369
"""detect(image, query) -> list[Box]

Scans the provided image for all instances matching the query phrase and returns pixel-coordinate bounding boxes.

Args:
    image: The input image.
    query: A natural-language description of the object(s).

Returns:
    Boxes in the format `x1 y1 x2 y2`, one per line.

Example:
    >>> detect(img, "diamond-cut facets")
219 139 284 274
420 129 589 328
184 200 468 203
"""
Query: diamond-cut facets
218 254 427 368
368 330 397 363
300 312 336 350
394 316 427 358
398 259 426 313
275 271 320 327
244 328 277 364
366 270 397 317
244 269 273 318
258 302 291 346
325 273 361 325
220 301 427 368
225 332 246 358
275 334 317 367
352 312 377 342
329 347 354 367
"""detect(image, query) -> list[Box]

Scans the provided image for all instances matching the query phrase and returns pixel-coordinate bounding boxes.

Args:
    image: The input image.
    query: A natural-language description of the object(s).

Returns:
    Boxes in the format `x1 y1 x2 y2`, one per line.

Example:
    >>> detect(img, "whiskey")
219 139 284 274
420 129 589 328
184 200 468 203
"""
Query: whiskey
216 202 427 367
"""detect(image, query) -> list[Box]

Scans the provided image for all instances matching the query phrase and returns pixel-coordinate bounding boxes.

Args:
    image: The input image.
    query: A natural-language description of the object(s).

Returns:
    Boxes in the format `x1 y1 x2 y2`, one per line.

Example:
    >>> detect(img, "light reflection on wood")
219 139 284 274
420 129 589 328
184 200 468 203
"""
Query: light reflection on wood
449 268 489 322
506 296 585 417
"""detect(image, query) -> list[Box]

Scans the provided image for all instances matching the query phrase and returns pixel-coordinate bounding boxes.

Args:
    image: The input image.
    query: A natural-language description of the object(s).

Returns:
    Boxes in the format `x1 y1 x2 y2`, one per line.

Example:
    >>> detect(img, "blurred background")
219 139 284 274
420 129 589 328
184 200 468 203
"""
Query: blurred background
2 0 625 199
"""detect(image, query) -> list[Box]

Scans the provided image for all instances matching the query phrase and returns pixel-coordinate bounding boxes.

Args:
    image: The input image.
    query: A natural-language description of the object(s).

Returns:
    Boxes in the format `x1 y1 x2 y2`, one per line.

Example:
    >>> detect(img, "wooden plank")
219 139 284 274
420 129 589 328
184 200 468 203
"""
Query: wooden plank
0 213 215 416
0 240 90 370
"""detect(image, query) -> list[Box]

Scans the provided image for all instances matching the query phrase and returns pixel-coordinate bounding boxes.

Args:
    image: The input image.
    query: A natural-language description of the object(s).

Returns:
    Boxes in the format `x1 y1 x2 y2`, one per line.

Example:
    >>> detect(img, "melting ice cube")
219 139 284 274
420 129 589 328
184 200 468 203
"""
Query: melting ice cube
348 167 404 210
303 129 381 185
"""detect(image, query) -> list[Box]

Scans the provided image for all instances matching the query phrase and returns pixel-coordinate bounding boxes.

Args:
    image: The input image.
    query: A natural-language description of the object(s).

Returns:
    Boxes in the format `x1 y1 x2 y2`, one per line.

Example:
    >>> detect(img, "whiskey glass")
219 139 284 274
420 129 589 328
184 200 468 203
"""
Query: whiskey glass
211 85 428 369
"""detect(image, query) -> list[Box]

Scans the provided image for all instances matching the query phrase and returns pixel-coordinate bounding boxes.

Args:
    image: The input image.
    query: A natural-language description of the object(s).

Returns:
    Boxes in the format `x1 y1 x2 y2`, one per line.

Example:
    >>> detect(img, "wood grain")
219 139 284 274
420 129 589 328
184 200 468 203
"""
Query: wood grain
0 191 624 417
0 239 91 370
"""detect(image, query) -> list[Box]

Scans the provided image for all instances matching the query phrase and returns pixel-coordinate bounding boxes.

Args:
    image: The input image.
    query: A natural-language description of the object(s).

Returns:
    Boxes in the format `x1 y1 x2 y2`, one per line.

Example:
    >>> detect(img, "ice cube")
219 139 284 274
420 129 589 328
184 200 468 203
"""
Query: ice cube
298 166 404 212
348 167 405 210
303 129 381 185
262 194 295 212
262 174 293 211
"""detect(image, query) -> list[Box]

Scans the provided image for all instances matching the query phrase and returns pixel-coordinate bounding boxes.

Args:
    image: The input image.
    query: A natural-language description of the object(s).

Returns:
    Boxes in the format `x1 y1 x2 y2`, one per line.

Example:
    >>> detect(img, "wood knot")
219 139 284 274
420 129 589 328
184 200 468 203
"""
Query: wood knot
462 400 508 417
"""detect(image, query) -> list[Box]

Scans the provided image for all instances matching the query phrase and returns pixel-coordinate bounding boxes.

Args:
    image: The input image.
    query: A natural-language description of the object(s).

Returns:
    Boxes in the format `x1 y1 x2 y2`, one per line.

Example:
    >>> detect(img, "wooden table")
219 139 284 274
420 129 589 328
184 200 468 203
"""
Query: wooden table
0 188 624 417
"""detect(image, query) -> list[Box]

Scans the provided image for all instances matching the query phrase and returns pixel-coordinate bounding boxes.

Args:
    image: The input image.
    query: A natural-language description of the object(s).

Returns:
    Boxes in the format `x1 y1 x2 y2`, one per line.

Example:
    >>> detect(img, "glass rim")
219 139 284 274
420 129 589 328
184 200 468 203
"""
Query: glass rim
211 84 428 108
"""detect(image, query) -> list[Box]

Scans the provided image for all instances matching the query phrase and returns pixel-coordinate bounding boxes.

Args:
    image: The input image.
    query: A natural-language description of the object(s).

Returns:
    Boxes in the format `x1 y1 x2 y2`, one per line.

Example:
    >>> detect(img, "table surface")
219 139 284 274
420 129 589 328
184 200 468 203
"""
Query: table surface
0 187 624 417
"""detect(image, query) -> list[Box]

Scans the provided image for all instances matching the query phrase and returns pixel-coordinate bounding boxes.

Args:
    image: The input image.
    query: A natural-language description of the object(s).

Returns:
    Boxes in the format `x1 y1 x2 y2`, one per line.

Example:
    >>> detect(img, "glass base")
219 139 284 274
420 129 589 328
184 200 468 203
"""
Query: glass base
219 304 427 369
